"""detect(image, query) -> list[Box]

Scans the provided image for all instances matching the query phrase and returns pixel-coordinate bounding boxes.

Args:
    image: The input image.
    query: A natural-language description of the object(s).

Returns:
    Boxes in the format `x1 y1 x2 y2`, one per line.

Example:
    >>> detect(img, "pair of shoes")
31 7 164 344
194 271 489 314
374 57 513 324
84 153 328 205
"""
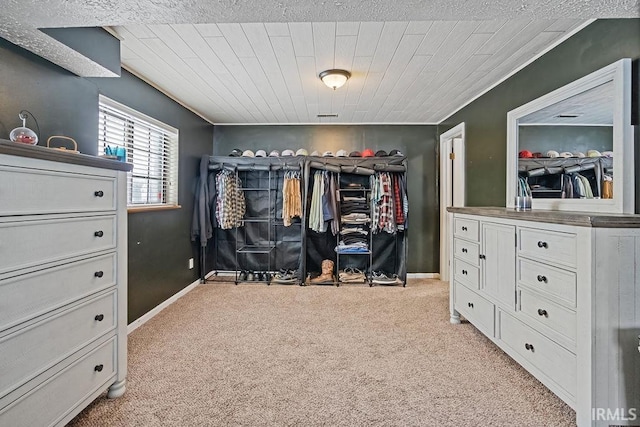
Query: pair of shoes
371 271 400 285
272 269 297 284
238 271 270 282
339 268 366 283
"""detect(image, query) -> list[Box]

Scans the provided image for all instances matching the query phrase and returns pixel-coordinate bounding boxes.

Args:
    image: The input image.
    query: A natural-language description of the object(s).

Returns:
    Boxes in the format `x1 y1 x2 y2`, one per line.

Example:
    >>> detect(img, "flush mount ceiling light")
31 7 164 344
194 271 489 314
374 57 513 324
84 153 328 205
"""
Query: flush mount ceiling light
319 69 351 90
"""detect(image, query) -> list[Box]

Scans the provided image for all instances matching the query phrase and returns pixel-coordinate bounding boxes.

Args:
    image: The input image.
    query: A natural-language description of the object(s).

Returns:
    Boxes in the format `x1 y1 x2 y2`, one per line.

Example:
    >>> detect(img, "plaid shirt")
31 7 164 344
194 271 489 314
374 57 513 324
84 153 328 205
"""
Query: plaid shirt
377 172 396 234
215 170 246 229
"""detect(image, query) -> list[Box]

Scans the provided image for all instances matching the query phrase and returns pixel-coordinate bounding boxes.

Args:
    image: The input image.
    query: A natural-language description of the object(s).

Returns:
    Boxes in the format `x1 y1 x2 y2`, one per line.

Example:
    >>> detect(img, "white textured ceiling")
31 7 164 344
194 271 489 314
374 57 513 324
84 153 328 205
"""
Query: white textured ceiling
1 0 639 124
519 80 614 125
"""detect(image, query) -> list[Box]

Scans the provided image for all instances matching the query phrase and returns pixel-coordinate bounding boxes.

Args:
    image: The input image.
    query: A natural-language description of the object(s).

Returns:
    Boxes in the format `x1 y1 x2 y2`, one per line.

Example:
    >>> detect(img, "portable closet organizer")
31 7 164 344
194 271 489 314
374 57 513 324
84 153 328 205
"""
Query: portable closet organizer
303 156 408 286
193 155 306 284
517 156 613 198
193 154 408 286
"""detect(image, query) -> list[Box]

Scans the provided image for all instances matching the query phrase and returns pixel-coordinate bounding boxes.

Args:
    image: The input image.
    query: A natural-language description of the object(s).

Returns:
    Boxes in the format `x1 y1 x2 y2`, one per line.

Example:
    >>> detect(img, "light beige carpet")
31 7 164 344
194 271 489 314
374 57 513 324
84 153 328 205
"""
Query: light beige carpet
68 279 575 426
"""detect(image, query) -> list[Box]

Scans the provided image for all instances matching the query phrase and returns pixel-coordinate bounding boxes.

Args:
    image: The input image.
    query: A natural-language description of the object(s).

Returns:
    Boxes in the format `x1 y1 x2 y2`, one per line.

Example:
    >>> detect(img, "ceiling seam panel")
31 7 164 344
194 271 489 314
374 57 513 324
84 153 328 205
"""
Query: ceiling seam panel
169 24 254 122
204 36 268 122
238 23 290 123
119 29 231 119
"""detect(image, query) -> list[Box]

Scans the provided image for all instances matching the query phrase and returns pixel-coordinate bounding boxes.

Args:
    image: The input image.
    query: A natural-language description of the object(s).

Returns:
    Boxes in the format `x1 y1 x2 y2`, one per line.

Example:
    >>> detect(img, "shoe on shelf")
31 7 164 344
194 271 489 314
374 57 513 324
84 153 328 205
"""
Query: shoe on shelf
272 269 297 284
246 271 255 282
256 272 264 282
238 270 248 281
338 267 365 283
371 271 398 285
310 273 334 284
310 259 335 284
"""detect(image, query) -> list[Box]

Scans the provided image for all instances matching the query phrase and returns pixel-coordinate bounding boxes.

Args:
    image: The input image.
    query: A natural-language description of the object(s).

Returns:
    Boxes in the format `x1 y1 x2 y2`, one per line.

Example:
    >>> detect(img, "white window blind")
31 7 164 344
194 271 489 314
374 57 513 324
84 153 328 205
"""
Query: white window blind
98 96 179 207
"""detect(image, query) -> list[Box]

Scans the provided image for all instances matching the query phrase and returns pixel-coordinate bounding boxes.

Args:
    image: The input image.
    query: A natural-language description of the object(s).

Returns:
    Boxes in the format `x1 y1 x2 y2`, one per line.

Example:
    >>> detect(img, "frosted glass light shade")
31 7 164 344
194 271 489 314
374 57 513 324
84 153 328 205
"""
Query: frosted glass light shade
10 127 38 145
319 69 351 90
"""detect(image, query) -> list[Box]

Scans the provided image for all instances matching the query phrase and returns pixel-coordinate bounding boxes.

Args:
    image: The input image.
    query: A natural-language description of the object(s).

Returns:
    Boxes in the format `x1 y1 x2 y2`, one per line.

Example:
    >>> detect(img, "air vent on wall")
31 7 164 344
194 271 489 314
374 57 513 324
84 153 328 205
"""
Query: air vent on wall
555 113 582 118
317 113 338 118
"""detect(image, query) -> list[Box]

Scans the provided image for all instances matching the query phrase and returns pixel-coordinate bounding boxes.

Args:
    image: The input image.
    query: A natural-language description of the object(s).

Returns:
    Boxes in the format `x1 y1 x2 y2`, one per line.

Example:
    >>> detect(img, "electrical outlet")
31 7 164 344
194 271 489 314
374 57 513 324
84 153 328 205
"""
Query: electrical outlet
188 258 194 269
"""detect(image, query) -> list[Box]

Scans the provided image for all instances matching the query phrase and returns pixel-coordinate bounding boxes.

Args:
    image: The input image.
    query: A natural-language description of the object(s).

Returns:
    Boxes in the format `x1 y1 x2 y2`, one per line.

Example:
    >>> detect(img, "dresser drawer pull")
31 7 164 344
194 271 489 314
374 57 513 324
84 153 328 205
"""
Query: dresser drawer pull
94 230 104 237
537 309 548 318
94 271 104 278
467 302 474 308
94 364 104 372
537 241 548 248
94 314 104 322
536 275 548 283
524 343 535 352
461 226 468 231
462 270 468 275
461 248 468 253
94 190 104 197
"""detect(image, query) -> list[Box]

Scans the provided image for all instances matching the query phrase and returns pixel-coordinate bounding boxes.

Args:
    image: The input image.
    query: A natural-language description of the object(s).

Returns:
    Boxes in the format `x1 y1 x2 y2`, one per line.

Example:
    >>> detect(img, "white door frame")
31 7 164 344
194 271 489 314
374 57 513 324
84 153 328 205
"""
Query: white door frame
439 123 466 281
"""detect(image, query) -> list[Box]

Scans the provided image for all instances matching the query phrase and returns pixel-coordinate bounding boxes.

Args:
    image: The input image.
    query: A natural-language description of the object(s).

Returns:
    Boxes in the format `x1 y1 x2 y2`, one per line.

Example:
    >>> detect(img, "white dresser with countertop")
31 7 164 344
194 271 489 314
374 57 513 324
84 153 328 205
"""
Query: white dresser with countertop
0 141 131 426
449 207 640 427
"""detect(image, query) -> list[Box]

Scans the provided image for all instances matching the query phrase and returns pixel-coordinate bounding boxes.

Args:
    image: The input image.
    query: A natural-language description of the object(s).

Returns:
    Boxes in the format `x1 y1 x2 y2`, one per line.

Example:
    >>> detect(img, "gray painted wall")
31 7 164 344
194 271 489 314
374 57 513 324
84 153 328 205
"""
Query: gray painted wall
439 19 640 208
213 125 439 273
0 36 214 323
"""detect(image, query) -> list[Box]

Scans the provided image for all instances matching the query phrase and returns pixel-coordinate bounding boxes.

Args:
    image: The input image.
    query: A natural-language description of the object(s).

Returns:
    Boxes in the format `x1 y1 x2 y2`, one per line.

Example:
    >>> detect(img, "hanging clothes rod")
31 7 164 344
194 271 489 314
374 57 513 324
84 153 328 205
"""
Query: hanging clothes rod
271 164 301 171
308 161 341 173
373 164 406 172
564 162 596 174
340 165 375 175
207 163 271 171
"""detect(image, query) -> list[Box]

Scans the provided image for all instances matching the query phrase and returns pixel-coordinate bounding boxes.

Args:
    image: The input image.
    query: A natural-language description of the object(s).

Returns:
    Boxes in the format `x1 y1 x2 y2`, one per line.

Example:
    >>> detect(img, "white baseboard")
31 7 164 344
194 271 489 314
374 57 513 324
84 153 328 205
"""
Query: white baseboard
407 273 440 279
127 272 214 334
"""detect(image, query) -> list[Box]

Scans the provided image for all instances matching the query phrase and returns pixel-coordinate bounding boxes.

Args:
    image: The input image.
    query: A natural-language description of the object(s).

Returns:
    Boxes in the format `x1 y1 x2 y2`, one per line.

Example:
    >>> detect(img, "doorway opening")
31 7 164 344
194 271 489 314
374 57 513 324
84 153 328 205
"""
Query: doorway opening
439 123 466 281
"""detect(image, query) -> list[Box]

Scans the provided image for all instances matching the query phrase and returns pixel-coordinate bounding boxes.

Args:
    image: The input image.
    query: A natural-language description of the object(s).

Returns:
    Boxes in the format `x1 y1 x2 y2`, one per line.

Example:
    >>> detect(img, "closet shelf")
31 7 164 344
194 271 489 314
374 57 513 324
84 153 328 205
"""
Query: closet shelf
237 245 275 254
336 250 371 255
241 218 271 223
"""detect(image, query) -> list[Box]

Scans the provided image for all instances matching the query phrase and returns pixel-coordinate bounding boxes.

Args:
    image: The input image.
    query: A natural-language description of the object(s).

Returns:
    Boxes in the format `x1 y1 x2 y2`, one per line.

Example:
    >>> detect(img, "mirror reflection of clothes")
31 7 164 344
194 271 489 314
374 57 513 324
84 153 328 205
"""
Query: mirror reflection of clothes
602 176 613 199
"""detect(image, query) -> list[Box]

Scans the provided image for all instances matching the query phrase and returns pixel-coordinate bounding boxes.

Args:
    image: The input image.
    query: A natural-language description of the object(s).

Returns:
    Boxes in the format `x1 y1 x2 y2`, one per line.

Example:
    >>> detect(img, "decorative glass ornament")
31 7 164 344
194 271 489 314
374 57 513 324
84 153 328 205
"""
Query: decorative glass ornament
10 112 38 145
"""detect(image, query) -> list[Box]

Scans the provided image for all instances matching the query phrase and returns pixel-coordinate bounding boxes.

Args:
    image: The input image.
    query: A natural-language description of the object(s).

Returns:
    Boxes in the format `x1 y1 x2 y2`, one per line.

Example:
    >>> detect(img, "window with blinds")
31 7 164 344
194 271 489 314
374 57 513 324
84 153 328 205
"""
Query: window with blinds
98 96 179 207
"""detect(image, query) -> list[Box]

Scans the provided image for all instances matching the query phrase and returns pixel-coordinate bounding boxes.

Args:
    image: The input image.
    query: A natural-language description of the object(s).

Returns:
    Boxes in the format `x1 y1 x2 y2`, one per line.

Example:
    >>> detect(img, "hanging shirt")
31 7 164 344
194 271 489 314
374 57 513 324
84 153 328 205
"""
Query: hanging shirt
282 171 302 226
309 171 325 232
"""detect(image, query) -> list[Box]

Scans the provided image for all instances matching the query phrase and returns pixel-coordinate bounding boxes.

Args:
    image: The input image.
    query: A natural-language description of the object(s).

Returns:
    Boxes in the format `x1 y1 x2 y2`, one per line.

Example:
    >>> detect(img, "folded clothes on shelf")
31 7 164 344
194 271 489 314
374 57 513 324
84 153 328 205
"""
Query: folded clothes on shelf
341 213 371 224
341 235 368 245
335 241 369 253
340 227 368 235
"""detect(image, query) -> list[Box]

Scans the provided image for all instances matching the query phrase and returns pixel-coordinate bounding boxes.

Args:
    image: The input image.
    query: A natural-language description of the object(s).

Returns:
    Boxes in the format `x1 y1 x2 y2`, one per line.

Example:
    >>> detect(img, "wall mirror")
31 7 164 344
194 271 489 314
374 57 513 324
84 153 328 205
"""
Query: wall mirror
506 58 633 213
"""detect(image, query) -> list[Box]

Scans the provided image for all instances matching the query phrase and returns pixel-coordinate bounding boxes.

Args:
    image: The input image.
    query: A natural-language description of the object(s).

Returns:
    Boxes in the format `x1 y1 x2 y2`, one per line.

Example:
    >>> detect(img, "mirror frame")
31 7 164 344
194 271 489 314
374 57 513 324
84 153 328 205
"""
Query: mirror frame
506 58 633 213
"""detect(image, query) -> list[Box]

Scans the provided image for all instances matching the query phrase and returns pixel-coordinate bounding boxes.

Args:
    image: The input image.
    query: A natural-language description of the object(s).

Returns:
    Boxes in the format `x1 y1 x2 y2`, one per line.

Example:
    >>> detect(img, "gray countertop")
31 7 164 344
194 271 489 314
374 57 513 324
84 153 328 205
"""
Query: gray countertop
0 139 132 172
447 206 640 228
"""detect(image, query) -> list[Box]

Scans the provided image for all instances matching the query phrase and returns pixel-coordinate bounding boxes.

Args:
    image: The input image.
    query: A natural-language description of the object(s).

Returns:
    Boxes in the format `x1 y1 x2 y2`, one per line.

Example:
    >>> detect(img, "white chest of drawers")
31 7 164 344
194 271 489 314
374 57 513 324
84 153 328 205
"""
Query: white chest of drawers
449 207 640 427
0 142 130 427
